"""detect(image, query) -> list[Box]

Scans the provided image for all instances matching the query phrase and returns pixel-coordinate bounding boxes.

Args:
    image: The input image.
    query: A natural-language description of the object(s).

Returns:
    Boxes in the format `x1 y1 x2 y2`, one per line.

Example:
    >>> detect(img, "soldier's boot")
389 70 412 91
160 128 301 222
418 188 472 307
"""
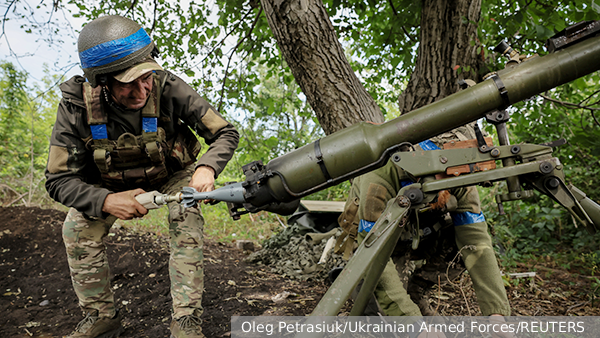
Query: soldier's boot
66 310 123 338
170 315 206 338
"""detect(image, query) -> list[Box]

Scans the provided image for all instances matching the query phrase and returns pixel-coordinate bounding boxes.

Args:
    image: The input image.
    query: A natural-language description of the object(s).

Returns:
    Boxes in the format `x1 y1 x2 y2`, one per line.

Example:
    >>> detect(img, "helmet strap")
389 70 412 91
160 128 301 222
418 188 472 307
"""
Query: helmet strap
97 75 109 87
151 46 160 58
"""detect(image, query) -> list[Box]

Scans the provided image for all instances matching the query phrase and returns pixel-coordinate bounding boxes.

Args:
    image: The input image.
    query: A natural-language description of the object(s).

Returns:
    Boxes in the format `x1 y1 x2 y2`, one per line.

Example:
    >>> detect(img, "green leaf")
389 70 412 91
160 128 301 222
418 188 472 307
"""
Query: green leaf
514 11 523 24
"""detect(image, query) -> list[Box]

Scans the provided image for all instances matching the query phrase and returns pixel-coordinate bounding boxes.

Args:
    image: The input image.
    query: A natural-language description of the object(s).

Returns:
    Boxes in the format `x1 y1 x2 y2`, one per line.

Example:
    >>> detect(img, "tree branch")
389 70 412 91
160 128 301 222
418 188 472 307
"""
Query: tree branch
401 26 416 43
217 7 263 111
32 63 79 101
192 6 256 71
540 94 600 127
125 0 139 16
388 0 416 43
592 111 600 127
1 0 18 43
579 89 600 106
388 0 398 16
150 0 158 33
46 0 57 23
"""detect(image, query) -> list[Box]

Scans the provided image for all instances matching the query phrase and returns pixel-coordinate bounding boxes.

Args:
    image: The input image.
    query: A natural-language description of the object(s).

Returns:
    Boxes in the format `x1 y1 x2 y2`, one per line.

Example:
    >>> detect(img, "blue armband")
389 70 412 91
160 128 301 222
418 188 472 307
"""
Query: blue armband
452 211 486 226
358 219 376 233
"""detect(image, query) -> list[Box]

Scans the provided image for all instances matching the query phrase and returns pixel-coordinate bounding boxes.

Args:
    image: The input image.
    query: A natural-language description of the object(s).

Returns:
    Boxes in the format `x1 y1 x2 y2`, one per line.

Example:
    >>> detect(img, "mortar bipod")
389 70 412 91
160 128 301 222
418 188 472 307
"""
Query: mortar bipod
305 190 412 320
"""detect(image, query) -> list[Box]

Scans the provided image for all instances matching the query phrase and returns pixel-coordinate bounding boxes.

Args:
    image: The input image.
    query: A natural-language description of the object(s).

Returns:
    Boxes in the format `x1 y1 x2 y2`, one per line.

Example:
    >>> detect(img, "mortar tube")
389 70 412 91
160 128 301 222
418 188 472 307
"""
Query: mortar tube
259 34 600 206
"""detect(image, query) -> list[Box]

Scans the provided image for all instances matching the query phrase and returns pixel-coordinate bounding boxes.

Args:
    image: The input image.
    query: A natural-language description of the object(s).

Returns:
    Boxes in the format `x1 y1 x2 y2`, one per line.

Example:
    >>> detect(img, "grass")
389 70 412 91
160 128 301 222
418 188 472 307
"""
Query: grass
199 203 285 242
115 201 285 243
23 194 283 243
115 206 170 237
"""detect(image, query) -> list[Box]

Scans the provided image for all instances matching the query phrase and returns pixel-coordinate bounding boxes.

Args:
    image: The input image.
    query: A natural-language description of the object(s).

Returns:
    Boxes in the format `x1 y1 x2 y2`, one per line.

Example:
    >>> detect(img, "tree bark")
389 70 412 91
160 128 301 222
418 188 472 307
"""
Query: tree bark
395 0 483 317
398 0 482 113
260 0 384 135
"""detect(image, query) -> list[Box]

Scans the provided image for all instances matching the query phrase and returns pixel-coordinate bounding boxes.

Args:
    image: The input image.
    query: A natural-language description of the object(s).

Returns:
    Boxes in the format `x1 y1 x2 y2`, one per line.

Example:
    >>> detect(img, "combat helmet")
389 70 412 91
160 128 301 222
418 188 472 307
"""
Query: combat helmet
78 15 158 87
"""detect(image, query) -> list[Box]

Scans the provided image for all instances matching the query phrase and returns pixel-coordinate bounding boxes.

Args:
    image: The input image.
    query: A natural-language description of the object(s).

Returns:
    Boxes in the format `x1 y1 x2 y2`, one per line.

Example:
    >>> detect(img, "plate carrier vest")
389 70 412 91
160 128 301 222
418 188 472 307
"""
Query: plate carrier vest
82 74 200 191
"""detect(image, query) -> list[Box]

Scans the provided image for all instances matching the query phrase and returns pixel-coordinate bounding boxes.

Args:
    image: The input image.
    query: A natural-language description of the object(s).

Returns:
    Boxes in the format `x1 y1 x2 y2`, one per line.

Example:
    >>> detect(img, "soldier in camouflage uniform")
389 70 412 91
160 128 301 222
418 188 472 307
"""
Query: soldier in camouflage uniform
336 123 511 322
45 15 239 338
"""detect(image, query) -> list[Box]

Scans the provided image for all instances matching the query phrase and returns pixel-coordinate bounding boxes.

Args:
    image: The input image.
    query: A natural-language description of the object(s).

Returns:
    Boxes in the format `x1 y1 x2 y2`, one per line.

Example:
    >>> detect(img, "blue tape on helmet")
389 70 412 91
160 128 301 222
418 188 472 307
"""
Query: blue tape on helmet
418 139 440 151
90 124 108 139
79 28 152 69
142 117 157 133
452 211 486 226
358 219 376 233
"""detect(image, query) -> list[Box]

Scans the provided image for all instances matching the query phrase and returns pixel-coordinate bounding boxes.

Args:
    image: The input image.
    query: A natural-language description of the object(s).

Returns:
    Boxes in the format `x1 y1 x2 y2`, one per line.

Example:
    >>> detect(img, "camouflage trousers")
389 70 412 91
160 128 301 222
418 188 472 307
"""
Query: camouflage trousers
62 165 205 319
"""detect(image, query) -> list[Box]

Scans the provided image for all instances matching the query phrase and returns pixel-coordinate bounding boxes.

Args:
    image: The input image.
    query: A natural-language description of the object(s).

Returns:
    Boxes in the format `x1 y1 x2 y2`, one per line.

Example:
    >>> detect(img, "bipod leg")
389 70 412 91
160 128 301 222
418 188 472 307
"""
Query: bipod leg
569 185 600 232
295 194 411 338
525 164 598 233
309 193 411 317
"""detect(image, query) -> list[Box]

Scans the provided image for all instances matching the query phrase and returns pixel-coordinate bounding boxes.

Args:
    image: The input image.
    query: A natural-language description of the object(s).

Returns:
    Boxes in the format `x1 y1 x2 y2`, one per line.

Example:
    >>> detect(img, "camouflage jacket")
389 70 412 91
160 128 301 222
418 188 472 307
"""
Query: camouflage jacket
45 70 239 218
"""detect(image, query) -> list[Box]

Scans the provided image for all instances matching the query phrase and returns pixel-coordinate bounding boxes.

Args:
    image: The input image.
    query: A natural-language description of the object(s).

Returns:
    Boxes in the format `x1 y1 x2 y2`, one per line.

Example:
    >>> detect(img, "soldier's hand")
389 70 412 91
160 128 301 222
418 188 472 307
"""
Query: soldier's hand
189 166 216 204
102 188 148 220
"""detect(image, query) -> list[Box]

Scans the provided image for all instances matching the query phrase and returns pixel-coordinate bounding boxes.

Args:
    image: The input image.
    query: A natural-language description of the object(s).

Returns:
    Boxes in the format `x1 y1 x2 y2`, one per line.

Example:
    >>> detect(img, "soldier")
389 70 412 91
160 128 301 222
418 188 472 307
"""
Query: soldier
336 123 511 323
45 15 239 338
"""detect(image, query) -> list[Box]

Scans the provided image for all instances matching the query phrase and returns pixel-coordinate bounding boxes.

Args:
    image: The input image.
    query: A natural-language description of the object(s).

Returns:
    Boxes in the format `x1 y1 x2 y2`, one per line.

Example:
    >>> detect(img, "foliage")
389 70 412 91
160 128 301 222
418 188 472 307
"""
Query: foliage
479 0 600 56
221 61 323 172
2 0 600 259
462 1 600 274
486 80 600 274
8 0 600 118
0 63 30 177
0 62 61 206
480 72 600 274
116 202 284 242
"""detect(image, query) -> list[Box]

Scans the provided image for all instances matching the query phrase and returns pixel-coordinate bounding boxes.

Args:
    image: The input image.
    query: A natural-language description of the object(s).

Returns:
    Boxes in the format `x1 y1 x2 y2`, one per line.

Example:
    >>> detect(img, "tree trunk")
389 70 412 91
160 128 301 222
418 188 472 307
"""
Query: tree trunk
398 0 482 113
395 0 483 317
260 0 384 135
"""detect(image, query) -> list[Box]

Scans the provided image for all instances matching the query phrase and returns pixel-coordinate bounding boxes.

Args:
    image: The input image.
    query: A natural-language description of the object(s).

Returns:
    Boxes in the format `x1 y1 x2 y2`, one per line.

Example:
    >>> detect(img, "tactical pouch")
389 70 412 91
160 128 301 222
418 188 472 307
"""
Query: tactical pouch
142 128 166 165
112 147 149 169
145 141 164 164
123 167 147 186
334 197 360 260
101 163 169 192
93 149 111 174
109 133 151 170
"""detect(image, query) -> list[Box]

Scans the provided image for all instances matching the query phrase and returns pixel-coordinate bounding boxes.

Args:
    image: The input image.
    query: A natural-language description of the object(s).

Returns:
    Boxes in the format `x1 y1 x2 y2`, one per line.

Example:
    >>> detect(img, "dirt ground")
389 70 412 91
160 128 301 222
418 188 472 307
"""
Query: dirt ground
2 206 600 338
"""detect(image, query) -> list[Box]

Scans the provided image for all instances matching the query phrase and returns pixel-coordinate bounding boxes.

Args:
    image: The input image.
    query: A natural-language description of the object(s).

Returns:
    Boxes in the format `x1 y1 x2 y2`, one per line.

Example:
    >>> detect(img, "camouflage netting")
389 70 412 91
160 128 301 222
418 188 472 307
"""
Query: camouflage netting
244 218 467 315
245 224 347 281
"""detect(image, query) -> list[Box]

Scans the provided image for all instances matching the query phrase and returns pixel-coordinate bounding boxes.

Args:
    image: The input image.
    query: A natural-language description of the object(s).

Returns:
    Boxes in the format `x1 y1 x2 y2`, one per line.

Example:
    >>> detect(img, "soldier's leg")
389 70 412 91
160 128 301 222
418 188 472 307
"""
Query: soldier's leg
352 166 423 317
375 259 423 316
357 231 422 316
161 166 205 318
62 208 117 317
452 186 510 316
